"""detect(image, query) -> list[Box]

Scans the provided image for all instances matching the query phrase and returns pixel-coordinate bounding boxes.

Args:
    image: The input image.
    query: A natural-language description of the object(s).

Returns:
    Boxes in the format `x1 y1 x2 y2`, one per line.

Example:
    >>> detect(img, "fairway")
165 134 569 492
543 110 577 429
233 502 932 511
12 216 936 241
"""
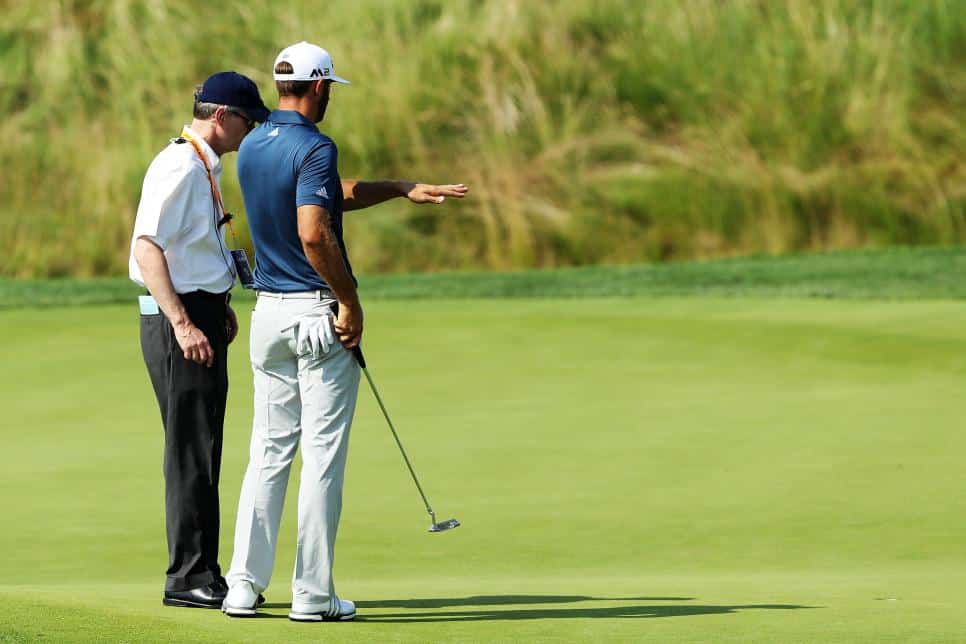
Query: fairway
2 298 965 642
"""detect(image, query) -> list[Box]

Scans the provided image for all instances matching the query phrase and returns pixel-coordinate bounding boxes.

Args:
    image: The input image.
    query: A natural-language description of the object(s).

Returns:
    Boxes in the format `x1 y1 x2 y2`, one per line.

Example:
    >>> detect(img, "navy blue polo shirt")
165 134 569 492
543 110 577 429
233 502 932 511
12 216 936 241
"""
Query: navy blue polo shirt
237 109 354 292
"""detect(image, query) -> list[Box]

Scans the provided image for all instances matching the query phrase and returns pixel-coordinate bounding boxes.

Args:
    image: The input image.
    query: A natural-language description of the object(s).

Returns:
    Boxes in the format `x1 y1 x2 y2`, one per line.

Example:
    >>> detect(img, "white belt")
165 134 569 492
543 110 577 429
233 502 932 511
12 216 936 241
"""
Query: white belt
256 290 335 300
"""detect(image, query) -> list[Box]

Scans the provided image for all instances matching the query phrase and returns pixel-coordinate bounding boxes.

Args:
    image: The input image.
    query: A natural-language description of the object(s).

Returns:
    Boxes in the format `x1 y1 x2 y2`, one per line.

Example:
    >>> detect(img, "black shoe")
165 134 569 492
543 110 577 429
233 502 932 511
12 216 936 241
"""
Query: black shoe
216 576 266 606
163 583 227 609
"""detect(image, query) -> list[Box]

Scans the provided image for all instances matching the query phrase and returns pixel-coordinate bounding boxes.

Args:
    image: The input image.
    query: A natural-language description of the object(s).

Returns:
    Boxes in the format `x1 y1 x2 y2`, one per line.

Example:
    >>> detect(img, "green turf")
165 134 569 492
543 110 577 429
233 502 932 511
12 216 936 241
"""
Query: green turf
2 246 966 310
2 297 965 642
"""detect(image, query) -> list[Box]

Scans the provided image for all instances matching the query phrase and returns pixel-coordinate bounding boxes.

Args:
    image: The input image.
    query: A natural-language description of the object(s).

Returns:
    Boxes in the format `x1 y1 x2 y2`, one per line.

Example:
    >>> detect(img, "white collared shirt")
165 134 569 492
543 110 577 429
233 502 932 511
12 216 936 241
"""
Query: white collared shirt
129 126 235 294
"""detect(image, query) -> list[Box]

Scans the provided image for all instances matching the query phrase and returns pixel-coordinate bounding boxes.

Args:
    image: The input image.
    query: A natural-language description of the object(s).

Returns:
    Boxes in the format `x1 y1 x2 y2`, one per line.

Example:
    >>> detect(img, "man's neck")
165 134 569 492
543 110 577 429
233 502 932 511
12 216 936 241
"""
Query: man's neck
188 119 223 157
277 96 317 122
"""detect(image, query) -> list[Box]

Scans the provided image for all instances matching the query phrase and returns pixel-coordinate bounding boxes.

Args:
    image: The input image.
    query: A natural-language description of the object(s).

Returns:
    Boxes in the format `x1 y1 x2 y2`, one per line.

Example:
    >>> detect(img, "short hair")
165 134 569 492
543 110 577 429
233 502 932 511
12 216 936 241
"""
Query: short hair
274 61 313 97
192 85 221 119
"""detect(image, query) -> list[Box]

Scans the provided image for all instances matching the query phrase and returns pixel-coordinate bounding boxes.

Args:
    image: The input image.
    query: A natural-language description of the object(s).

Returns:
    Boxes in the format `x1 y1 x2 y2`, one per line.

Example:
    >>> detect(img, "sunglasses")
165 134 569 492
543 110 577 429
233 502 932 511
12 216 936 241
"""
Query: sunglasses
225 107 255 130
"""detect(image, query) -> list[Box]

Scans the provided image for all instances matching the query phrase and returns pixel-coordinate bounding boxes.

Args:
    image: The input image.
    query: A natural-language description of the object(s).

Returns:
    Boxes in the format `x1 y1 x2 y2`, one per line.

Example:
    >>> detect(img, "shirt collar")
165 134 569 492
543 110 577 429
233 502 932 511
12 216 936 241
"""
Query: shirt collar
268 109 317 128
182 125 221 173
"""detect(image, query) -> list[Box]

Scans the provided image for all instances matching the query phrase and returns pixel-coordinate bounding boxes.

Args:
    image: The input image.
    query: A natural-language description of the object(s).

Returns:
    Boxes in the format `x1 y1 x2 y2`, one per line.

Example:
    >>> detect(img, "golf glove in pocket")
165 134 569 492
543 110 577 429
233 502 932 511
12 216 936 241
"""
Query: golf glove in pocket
292 312 335 358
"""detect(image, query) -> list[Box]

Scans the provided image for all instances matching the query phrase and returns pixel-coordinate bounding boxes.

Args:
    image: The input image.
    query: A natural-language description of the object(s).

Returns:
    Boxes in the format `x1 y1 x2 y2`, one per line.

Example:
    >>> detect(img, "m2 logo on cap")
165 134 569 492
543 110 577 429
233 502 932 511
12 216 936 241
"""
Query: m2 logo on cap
309 68 331 78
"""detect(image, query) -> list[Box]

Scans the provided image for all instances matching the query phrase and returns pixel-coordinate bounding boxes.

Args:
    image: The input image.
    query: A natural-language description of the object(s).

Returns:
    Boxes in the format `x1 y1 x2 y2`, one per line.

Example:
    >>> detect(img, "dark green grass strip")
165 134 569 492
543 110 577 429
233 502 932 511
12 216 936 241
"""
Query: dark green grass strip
1 246 964 310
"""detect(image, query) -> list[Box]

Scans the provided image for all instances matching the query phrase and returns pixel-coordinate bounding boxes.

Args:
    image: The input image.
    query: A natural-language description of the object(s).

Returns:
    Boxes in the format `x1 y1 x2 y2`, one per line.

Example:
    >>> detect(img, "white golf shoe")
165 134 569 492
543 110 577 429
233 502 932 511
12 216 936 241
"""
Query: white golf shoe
222 581 258 617
288 596 356 622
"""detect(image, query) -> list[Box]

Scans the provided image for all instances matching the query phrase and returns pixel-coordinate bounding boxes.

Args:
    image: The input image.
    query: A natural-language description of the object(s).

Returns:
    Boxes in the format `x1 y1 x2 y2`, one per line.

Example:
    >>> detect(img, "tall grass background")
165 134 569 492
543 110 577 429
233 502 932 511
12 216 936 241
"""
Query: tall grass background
1 0 963 277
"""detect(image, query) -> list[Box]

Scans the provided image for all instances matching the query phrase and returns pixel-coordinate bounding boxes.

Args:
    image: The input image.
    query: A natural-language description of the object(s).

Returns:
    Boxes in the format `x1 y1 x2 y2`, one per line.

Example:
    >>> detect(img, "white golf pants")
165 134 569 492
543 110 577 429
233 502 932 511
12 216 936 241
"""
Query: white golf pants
226 293 360 612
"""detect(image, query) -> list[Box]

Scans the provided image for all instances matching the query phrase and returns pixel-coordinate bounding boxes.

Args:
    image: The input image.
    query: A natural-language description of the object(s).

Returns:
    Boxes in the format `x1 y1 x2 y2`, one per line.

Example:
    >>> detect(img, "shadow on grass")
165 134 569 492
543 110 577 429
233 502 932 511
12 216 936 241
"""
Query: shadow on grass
260 595 813 622
355 595 693 609
358 602 812 623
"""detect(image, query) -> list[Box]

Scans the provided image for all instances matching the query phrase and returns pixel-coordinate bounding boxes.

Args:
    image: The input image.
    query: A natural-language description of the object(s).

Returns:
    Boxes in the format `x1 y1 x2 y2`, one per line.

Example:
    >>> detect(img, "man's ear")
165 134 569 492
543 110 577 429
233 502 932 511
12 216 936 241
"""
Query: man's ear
313 79 327 96
213 105 228 123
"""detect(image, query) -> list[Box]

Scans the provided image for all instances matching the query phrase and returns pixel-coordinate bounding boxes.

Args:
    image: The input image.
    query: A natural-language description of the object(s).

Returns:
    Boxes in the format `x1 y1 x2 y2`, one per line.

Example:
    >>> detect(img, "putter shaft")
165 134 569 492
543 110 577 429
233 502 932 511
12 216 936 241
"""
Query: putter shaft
358 364 437 521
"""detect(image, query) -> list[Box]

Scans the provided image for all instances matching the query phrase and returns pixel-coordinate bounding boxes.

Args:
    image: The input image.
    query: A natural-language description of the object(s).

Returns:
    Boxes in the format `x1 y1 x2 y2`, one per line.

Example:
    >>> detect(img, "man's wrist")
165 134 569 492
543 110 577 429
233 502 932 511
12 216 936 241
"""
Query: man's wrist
336 292 361 310
172 316 193 336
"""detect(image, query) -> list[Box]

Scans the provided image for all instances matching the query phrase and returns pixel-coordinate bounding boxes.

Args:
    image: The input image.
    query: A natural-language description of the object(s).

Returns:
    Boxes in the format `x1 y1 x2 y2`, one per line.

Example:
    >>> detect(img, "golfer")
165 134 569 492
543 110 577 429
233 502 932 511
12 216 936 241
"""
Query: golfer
130 72 269 608
222 41 467 621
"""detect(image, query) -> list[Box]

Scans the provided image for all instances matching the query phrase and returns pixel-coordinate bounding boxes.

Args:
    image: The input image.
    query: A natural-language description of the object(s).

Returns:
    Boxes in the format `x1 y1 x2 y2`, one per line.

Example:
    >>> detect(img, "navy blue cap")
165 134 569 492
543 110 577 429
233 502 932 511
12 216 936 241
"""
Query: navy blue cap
197 71 270 123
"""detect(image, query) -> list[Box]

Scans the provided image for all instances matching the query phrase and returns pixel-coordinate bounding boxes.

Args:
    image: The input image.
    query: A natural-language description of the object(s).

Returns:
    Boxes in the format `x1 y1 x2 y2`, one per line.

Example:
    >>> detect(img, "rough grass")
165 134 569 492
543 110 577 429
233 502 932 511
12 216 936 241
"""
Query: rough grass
1 0 964 277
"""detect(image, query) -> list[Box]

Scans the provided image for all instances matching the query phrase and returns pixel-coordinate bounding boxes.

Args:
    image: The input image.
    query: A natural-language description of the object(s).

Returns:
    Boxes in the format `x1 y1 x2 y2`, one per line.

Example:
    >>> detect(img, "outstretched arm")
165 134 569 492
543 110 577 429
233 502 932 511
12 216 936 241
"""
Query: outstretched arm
342 180 468 211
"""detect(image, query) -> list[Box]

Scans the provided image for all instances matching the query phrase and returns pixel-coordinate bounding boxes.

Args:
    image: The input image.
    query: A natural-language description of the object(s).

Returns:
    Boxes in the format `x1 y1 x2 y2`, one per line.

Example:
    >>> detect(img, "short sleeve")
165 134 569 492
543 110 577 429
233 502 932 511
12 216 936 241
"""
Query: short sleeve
132 161 198 250
296 140 338 211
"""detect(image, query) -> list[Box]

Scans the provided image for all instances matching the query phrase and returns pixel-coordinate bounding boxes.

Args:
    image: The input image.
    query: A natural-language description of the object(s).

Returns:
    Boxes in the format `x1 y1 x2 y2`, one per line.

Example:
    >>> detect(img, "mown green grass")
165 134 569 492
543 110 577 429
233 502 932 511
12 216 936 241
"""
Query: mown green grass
2 1 964 277
2 296 965 641
3 246 966 310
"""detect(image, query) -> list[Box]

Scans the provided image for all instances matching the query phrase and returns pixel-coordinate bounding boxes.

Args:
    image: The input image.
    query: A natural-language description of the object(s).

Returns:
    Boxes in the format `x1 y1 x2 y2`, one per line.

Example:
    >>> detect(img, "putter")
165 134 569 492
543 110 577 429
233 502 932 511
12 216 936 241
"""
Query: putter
352 346 460 533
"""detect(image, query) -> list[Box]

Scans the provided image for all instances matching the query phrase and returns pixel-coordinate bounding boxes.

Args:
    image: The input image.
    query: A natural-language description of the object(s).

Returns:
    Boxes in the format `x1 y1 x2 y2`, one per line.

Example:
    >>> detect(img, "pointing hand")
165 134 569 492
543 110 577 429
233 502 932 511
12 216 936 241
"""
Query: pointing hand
404 183 469 204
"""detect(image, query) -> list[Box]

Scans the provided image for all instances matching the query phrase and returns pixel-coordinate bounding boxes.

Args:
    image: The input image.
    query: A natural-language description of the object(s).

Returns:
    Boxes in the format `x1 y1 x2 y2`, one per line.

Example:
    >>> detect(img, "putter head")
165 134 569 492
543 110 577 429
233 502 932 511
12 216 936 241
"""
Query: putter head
428 518 460 533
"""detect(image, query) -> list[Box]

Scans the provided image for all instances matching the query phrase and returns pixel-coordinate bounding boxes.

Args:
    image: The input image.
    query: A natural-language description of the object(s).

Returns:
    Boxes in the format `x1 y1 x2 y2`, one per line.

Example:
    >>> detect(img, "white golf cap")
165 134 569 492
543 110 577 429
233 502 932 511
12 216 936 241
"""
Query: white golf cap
273 41 350 84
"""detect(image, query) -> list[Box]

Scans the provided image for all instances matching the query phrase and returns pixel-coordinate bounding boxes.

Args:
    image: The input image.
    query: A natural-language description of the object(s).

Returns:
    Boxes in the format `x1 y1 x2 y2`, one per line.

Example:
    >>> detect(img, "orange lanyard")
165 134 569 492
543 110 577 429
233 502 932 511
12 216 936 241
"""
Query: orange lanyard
180 127 239 245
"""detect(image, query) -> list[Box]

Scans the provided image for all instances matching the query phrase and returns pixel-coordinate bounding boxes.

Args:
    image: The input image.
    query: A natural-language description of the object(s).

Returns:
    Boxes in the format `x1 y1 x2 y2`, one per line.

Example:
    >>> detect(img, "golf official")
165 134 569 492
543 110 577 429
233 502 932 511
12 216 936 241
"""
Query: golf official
222 42 467 621
130 72 269 609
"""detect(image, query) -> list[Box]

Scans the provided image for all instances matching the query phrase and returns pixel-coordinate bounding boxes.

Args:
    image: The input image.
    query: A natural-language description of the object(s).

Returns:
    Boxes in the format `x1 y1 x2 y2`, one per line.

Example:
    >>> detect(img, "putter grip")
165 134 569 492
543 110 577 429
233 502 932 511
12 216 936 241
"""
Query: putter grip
327 301 366 368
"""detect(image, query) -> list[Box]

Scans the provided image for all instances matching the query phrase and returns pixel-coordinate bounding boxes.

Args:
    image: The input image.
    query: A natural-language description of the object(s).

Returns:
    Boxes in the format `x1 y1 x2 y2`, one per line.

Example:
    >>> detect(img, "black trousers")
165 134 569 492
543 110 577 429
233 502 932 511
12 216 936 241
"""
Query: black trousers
140 290 229 592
